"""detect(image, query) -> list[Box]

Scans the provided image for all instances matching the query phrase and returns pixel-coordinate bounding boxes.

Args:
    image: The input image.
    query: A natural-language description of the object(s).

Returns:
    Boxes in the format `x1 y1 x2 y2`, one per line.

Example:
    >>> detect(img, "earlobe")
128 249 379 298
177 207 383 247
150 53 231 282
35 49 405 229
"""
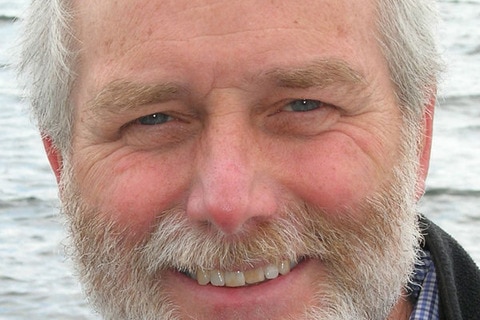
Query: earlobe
42 135 63 185
415 95 435 200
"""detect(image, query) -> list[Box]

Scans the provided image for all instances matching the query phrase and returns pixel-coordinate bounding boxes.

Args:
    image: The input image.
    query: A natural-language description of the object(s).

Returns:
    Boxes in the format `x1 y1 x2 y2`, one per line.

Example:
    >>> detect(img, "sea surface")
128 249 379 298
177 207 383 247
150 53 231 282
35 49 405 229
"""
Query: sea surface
1 1 479 319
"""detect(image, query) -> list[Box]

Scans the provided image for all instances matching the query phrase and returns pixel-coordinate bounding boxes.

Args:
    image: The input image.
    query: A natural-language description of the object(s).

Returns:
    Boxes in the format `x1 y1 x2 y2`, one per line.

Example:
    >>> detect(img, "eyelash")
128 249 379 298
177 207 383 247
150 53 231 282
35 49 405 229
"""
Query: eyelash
134 98 325 127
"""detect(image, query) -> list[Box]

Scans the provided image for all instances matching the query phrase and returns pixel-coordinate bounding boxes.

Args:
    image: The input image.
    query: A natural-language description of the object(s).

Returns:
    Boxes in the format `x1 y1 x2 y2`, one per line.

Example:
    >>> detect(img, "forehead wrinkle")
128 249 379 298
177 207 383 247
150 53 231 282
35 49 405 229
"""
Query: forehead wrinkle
265 59 366 89
87 80 185 116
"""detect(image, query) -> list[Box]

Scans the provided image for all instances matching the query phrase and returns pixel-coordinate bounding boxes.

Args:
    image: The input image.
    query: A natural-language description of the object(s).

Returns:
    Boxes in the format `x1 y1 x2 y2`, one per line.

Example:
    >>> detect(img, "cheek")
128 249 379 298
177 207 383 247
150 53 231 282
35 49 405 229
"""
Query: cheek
74 149 191 237
279 135 382 213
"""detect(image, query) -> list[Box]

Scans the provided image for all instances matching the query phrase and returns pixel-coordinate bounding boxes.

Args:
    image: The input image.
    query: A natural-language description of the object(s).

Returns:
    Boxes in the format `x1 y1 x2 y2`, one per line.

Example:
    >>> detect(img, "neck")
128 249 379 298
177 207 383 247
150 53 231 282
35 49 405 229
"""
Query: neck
388 293 413 320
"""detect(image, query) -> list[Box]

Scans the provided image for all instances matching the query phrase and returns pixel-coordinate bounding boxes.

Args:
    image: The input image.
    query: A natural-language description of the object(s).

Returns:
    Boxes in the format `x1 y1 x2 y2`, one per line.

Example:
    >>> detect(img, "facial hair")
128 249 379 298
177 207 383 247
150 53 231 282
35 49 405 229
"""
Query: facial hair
59 155 421 320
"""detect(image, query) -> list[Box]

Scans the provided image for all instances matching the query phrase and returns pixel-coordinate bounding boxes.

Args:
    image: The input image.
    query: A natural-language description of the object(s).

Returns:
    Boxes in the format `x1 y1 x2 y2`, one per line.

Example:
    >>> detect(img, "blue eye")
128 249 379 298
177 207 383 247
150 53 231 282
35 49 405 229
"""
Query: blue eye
138 113 172 125
285 99 322 112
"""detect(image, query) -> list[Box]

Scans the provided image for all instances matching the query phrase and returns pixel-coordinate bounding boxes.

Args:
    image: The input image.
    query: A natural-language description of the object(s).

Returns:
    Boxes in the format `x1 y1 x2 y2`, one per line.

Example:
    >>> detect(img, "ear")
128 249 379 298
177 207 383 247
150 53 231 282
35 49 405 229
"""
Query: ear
415 94 435 200
42 135 63 185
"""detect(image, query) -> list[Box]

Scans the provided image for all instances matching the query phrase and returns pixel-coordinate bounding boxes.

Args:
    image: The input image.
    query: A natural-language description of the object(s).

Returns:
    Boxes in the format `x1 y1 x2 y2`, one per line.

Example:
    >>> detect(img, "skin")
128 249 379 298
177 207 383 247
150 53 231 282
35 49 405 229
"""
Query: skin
44 0 435 318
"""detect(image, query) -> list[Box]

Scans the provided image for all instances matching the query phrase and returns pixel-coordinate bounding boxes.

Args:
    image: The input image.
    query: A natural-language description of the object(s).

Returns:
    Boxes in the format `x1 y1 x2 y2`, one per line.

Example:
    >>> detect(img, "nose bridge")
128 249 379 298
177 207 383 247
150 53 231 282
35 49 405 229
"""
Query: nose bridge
198 111 253 217
205 113 250 194
186 98 276 234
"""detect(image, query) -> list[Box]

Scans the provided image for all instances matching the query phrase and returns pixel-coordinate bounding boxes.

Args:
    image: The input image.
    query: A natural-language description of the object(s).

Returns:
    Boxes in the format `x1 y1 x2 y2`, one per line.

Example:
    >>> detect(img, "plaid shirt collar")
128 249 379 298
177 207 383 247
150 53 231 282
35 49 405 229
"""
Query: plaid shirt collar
408 249 440 320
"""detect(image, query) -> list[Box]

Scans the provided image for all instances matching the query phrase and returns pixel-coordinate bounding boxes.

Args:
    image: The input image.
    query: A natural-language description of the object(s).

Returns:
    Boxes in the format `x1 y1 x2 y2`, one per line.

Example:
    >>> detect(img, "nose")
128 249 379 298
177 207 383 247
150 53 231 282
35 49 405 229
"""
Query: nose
186 110 278 235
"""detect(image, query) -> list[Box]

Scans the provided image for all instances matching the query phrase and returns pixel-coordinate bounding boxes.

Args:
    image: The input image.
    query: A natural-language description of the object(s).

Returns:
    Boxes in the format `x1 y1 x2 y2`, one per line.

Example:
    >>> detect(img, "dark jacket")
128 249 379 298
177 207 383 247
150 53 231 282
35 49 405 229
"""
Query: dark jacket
421 217 480 320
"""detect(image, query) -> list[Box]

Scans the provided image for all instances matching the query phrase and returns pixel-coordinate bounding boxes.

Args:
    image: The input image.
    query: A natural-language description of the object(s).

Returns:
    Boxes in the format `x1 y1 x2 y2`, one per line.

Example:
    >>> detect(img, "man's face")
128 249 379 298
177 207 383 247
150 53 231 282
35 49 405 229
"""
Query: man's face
62 0 423 318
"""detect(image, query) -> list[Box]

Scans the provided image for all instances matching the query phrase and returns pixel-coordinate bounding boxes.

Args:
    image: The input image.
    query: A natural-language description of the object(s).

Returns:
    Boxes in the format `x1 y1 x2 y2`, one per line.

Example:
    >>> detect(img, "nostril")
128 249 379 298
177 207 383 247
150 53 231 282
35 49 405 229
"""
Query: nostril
186 177 278 235
186 190 250 234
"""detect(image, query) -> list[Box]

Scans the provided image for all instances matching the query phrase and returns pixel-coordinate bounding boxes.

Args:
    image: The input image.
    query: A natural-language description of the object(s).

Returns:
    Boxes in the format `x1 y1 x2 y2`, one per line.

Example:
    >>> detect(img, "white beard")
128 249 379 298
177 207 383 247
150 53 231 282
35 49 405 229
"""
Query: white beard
60 145 421 320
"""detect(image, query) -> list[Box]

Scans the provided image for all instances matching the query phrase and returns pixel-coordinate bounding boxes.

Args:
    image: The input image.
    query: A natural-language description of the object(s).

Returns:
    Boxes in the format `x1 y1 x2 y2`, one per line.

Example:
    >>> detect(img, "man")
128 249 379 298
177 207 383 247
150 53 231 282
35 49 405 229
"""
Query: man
17 0 480 319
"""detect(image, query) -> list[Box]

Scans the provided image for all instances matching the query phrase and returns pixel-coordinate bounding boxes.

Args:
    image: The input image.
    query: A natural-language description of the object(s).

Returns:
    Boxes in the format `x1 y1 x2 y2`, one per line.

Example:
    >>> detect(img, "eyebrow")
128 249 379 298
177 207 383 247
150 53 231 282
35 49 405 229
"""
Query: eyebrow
88 59 365 116
88 80 185 116
264 59 365 89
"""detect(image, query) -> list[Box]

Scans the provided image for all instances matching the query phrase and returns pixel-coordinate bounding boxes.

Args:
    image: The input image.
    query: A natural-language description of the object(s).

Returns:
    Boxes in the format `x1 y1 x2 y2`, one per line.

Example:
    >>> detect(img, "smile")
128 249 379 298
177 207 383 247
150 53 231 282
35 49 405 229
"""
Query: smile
183 260 300 288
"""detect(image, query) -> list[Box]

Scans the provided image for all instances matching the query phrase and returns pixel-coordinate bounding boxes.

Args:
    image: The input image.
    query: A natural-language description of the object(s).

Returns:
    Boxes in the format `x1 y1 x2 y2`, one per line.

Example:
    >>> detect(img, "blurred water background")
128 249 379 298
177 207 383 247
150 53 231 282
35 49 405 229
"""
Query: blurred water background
1 0 479 319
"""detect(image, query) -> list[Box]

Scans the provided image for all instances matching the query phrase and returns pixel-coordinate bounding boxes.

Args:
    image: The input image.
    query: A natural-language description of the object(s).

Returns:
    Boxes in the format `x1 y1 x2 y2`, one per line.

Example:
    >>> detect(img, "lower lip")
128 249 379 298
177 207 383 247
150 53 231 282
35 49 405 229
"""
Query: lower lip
167 258 316 307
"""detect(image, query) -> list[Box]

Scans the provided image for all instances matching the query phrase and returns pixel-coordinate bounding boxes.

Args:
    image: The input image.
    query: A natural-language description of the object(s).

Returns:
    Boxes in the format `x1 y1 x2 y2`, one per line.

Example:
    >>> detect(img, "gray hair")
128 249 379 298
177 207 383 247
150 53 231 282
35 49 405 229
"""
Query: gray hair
17 0 443 155
376 0 443 121
17 0 76 154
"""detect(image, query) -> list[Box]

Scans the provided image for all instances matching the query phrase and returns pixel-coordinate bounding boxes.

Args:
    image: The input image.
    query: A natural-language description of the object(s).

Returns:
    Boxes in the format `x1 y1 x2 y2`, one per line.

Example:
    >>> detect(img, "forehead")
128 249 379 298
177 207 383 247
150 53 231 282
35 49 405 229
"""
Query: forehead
76 0 377 46
74 0 384 93
77 0 375 31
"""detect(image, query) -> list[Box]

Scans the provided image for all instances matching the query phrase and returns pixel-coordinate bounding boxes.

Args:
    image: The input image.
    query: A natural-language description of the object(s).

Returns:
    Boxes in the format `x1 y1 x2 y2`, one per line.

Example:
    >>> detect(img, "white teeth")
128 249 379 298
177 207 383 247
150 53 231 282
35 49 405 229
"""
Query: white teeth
263 264 279 279
278 260 291 275
210 270 225 286
190 260 297 287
